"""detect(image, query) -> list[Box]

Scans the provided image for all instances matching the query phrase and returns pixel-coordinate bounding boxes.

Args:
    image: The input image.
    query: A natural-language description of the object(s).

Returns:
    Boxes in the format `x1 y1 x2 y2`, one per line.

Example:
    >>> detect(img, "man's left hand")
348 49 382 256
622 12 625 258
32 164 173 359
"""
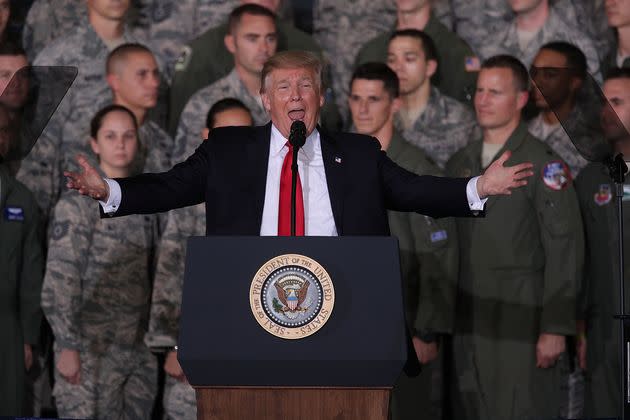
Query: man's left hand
536 333 566 368
412 336 439 364
477 151 534 198
24 344 33 371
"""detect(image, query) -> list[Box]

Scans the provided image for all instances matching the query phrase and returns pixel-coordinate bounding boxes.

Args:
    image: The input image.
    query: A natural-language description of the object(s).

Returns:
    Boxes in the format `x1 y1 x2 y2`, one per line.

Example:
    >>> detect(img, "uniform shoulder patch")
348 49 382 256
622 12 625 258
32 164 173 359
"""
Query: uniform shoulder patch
174 46 193 72
541 160 571 191
4 206 24 221
465 56 481 72
594 184 612 206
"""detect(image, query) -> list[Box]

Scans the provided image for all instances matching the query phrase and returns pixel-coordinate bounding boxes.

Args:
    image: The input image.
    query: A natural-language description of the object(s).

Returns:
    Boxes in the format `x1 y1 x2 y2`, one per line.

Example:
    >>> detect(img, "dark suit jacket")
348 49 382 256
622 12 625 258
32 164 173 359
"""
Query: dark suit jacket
107 123 474 234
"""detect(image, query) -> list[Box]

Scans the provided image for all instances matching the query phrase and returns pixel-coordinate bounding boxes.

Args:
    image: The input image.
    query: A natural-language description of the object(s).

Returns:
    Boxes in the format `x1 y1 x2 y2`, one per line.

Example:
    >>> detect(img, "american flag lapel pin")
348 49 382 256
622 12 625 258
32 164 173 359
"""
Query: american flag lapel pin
334 156 342 164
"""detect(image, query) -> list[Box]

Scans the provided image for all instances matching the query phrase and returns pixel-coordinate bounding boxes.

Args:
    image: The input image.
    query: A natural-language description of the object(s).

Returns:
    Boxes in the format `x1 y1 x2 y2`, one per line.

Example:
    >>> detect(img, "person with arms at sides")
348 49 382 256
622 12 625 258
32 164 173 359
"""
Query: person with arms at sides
0 104 44 416
42 105 158 419
446 55 584 419
171 4 275 166
355 0 479 106
528 42 589 177
64 50 533 245
348 62 458 420
386 30 478 168
575 68 630 418
145 98 253 420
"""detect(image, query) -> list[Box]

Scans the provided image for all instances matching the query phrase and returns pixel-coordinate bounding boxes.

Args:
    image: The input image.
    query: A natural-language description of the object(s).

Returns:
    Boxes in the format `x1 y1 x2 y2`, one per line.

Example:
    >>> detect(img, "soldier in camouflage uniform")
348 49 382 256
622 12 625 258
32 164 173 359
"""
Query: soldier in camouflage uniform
169 1 322 134
575 69 630 418
355 0 479 106
348 62 458 420
106 43 174 174
528 42 590 177
602 0 630 77
446 56 583 420
145 99 253 420
386 30 478 168
42 105 158 419
170 5 276 165
476 0 603 82
16 0 161 226
135 0 238 80
450 0 512 56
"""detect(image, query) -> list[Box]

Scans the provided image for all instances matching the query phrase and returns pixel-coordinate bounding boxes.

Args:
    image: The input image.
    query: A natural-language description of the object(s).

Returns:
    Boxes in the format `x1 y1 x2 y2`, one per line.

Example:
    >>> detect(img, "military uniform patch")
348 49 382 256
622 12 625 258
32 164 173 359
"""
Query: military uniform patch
51 220 69 240
174 46 192 72
430 230 448 242
542 160 570 191
623 185 630 202
594 184 612 206
4 206 24 221
465 56 481 72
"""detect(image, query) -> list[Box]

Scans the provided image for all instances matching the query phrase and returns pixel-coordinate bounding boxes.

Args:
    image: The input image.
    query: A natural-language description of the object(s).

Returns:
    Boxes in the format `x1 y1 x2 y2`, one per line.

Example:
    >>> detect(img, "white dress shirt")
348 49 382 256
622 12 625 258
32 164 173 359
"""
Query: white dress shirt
101 125 487 231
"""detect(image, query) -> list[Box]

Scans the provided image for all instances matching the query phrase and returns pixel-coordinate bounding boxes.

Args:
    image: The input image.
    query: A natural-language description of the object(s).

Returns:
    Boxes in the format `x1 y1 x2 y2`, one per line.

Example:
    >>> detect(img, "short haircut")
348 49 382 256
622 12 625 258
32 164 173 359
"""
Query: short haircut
0 41 26 58
106 43 154 75
260 50 323 93
90 104 138 138
205 98 252 129
228 3 276 35
481 55 530 92
539 41 587 79
389 29 438 64
350 62 400 98
605 67 630 83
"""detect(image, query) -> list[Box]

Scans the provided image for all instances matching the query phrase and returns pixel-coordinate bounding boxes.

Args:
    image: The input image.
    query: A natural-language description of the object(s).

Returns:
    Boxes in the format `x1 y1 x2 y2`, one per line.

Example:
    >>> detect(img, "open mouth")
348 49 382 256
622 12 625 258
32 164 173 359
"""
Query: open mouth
288 109 305 120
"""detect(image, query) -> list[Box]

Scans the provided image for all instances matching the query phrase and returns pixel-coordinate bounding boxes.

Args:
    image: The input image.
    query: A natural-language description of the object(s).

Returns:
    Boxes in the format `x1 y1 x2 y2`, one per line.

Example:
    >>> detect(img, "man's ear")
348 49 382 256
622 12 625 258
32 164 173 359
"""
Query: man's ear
106 73 118 92
391 97 402 115
427 59 438 79
224 34 236 54
517 90 529 110
261 90 272 112
201 128 210 140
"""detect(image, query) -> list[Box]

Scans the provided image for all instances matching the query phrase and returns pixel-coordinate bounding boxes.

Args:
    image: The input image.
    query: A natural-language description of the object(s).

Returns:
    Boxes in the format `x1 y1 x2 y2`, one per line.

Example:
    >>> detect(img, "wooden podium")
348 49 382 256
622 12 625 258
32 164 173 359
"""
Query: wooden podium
179 237 416 420
195 387 390 420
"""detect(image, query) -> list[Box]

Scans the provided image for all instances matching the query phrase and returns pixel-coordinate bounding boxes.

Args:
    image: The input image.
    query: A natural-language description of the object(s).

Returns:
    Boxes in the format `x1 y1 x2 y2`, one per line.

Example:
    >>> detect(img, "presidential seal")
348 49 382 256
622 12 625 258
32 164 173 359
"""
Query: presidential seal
250 254 335 339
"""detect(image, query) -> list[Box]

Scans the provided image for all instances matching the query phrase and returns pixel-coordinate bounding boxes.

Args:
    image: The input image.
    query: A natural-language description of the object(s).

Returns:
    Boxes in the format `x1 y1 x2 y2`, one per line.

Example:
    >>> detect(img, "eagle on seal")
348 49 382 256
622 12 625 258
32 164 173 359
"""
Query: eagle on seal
275 280 310 312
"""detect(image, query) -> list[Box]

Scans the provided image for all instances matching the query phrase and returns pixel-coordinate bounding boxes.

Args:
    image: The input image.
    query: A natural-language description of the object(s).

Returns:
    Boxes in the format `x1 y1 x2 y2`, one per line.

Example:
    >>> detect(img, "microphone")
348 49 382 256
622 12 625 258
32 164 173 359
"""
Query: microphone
289 120 306 148
288 120 306 236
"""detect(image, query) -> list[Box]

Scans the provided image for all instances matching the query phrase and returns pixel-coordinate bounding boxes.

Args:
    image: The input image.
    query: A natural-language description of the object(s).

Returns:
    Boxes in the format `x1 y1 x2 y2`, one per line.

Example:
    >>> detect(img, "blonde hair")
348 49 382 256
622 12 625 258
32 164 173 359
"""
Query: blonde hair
260 51 323 93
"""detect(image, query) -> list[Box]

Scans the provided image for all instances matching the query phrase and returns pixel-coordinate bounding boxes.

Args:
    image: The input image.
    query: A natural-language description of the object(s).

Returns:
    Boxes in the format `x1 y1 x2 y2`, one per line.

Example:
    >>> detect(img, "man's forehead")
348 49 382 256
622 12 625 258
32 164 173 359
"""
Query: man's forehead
0 55 28 68
236 13 277 33
604 79 630 95
351 78 385 93
388 37 423 53
270 67 315 81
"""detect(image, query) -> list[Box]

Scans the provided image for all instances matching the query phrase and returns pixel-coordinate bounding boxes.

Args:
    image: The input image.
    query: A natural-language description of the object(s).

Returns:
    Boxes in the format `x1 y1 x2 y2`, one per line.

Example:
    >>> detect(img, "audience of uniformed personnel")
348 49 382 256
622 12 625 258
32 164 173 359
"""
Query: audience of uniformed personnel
2 0 630 418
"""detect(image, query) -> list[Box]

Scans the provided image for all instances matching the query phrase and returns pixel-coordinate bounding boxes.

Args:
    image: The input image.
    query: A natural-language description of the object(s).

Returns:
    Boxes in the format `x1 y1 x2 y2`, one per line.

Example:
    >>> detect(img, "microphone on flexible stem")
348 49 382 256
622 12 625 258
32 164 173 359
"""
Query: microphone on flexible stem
289 120 306 236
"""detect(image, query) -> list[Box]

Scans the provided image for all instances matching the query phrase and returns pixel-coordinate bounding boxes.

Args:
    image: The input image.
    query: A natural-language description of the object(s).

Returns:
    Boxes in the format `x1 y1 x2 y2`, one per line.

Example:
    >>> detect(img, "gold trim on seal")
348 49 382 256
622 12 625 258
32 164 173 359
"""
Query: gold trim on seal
249 254 335 340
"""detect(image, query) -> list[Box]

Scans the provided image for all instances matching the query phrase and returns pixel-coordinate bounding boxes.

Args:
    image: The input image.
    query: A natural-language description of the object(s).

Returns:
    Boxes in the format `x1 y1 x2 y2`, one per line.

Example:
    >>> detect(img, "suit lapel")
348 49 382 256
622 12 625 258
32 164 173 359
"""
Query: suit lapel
319 128 345 235
252 123 272 233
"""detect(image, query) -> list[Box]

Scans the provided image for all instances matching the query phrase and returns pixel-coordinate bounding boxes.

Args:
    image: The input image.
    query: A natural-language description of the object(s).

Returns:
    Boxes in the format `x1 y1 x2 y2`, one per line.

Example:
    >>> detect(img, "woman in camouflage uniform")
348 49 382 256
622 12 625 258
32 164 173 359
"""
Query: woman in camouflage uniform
42 105 158 419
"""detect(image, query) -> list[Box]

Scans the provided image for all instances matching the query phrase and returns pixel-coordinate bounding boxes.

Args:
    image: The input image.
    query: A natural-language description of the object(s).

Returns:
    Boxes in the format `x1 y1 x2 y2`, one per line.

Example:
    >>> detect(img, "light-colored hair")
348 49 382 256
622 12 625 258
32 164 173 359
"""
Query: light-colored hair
260 51 323 93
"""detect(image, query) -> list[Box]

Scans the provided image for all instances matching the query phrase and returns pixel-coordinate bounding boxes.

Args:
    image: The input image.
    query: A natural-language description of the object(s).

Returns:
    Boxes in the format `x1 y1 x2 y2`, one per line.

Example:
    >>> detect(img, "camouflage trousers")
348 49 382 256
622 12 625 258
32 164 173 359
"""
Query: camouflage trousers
52 344 157 419
163 375 196 420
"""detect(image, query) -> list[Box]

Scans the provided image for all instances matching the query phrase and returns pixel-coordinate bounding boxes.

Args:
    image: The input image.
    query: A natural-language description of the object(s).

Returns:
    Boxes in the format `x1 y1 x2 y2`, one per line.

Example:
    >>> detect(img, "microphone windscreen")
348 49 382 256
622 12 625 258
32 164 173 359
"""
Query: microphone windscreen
289 120 307 147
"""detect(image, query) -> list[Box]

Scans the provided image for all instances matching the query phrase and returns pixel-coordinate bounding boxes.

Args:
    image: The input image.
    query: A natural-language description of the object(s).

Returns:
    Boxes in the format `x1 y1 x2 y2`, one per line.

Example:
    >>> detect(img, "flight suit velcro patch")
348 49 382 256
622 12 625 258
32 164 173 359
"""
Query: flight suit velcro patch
4 206 24 221
541 160 571 191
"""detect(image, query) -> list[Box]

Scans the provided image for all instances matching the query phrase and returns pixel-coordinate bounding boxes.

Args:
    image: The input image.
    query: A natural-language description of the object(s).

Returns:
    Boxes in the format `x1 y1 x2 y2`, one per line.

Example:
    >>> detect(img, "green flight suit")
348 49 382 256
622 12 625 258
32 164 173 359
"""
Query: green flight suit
0 163 44 415
169 20 339 134
354 13 478 105
601 38 630 79
445 123 584 419
575 162 630 418
386 132 458 420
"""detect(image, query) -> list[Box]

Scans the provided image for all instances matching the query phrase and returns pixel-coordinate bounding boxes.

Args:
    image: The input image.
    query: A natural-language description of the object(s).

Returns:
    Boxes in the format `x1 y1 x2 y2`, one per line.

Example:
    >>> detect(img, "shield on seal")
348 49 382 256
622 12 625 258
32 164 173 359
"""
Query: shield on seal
287 289 299 311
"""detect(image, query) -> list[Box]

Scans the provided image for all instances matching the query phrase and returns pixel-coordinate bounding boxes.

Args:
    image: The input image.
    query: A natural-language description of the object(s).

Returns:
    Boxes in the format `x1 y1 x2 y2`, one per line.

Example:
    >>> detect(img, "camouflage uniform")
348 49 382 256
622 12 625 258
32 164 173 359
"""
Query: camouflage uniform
575 162 630 418
15 21 158 225
42 191 158 419
0 164 44 416
171 69 269 165
450 0 512 57
385 131 458 420
313 0 397 117
395 87 479 169
476 7 603 82
138 120 175 174
446 122 583 419
169 19 322 134
355 13 479 105
136 0 238 80
145 204 206 420
528 114 588 178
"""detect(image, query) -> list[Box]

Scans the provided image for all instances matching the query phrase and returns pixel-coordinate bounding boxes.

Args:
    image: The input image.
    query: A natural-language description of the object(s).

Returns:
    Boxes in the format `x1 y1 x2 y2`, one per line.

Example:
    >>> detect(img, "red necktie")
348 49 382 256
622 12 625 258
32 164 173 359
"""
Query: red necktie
278 142 304 236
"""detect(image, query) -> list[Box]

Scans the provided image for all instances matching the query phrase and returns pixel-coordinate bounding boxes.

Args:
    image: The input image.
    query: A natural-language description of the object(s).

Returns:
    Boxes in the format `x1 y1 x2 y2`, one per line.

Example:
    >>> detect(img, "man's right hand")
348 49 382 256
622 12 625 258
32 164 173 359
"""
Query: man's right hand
64 155 109 201
57 348 81 384
164 350 187 382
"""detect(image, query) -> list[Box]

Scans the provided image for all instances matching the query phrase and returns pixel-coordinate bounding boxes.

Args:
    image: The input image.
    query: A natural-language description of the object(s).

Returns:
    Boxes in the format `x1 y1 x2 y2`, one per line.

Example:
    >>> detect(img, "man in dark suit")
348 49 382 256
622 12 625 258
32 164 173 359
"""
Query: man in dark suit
65 51 533 233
